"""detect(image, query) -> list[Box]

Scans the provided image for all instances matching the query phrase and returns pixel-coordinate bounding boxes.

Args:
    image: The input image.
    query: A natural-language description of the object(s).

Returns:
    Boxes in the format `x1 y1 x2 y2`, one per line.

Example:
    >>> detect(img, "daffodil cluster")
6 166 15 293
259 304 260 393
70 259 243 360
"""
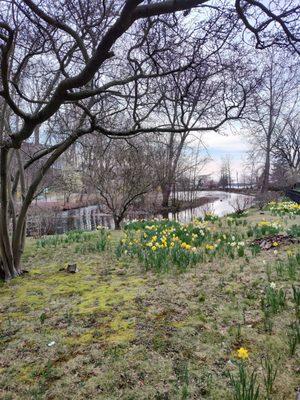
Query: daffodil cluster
203 211 219 222
118 219 249 271
267 200 300 216
254 220 282 236
122 220 210 270
226 215 248 227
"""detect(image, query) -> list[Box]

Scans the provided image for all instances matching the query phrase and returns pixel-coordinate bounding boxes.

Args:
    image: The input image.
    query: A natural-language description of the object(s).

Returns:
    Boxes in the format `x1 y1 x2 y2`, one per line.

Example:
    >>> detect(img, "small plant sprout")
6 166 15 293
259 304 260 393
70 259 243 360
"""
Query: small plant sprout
261 298 273 334
286 255 298 280
263 284 286 315
275 260 284 278
264 261 272 281
292 285 300 320
287 321 300 356
261 355 279 400
39 312 47 325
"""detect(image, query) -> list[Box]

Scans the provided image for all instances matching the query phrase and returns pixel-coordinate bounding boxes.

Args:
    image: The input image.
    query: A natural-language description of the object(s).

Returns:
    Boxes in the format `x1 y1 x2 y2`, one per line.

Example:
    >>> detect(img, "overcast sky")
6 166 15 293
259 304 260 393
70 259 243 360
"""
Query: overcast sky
201 131 249 181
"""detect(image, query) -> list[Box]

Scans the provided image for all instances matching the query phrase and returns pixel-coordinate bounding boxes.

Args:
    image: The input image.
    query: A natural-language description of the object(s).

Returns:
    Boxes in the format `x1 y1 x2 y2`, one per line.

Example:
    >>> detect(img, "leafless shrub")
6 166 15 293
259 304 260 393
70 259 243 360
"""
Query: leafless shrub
27 209 58 237
254 192 281 210
229 196 254 214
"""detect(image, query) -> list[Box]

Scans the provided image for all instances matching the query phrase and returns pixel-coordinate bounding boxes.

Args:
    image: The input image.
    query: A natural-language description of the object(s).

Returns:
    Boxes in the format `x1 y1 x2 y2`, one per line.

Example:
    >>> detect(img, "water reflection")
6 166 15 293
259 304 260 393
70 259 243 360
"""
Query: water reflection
170 191 253 223
27 191 253 236
57 206 114 234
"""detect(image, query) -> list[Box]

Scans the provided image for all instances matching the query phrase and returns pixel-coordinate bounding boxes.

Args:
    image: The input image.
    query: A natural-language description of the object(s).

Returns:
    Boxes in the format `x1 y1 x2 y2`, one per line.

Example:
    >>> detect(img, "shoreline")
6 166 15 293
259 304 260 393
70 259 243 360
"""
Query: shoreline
159 196 219 215
28 194 219 215
28 189 256 214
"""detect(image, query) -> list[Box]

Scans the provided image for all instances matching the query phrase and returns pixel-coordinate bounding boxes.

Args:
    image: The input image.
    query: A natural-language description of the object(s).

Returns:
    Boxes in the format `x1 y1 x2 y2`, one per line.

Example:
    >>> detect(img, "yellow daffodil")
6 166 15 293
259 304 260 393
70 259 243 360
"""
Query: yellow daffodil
237 347 249 360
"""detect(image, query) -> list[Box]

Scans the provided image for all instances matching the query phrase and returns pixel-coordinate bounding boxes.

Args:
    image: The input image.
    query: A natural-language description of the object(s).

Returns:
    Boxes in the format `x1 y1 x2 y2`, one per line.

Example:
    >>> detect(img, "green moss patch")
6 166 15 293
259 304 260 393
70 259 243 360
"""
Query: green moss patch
0 213 299 399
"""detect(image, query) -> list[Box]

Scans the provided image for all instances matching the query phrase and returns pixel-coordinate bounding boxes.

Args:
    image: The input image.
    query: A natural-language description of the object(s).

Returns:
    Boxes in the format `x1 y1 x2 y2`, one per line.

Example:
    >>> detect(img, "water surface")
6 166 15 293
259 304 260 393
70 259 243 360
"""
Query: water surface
27 191 253 235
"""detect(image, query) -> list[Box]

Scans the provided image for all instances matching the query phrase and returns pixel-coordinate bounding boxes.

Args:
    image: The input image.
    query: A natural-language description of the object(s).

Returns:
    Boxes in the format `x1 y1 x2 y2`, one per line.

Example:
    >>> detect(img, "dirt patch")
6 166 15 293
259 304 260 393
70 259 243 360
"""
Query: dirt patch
251 234 300 250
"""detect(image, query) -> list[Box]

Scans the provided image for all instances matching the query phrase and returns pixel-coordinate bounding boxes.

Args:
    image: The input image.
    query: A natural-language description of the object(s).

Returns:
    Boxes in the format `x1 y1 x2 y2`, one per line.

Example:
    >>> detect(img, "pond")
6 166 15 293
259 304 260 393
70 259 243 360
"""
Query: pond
27 191 253 236
172 191 253 223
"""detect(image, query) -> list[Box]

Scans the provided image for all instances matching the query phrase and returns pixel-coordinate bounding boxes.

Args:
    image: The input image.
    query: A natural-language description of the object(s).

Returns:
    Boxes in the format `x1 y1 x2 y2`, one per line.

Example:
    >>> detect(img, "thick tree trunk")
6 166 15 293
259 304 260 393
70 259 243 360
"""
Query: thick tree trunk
162 190 170 208
0 148 20 280
113 215 122 230
161 185 171 219
261 149 271 193
0 133 82 281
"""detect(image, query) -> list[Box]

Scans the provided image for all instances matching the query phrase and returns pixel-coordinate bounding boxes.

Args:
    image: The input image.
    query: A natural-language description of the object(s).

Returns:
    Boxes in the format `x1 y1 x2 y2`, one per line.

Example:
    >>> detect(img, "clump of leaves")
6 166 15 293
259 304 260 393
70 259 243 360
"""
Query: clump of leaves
229 363 260 400
287 224 300 237
263 284 286 315
261 355 278 400
287 321 300 356
292 285 300 320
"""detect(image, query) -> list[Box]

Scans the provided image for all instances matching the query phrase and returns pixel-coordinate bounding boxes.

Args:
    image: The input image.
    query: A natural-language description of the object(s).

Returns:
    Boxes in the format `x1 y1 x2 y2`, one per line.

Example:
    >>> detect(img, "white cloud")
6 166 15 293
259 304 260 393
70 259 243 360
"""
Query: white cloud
202 157 247 179
198 131 250 180
202 132 248 153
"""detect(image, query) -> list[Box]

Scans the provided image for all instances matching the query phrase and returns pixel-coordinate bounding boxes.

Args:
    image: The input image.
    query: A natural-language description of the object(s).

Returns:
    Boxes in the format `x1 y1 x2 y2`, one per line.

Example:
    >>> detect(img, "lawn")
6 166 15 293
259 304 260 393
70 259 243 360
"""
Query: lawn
0 204 299 399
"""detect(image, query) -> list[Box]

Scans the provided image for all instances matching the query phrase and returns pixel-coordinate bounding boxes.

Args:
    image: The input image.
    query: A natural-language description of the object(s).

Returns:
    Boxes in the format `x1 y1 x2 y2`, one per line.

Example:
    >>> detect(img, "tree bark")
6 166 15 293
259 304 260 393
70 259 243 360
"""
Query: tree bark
260 134 272 193
0 148 19 280
161 184 171 219
113 215 122 230
0 132 86 281
261 151 271 193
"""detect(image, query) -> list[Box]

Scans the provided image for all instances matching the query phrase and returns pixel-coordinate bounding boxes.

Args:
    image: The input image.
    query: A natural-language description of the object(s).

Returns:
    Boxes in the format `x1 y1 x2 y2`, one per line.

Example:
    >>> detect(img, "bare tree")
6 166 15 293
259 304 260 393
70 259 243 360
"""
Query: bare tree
146 28 252 215
272 113 300 181
53 166 82 205
245 48 299 193
219 155 233 189
229 195 254 214
0 0 299 280
148 133 209 216
86 138 154 229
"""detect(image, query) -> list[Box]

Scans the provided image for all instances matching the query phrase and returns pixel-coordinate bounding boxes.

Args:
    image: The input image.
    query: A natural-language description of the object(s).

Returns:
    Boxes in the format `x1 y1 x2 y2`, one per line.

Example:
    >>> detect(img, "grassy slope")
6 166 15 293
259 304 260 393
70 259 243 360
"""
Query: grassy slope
0 210 299 400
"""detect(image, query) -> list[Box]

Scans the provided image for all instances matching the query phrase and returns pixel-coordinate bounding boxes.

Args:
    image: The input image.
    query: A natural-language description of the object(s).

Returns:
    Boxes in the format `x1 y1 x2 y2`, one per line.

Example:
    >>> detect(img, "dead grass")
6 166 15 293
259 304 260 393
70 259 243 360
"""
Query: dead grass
0 209 299 399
